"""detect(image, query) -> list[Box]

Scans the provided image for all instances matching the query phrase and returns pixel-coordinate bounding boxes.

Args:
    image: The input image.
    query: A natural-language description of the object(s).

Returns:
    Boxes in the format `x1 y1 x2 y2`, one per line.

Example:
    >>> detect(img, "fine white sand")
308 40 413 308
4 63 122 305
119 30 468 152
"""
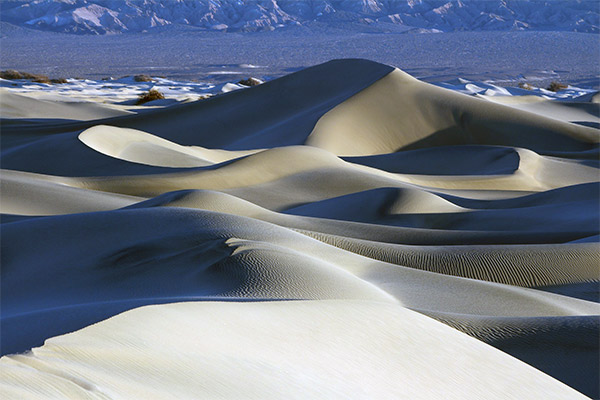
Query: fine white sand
1 59 598 399
0 301 590 400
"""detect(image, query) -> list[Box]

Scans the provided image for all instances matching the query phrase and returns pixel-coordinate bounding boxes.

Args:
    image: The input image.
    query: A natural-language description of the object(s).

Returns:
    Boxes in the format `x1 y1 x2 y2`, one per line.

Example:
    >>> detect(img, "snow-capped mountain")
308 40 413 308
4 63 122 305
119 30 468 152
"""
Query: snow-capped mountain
1 0 598 35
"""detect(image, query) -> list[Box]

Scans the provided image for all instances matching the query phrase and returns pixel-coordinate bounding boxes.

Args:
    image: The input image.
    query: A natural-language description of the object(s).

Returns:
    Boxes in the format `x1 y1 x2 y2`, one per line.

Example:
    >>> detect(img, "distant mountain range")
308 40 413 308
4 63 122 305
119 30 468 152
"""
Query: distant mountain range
1 0 598 35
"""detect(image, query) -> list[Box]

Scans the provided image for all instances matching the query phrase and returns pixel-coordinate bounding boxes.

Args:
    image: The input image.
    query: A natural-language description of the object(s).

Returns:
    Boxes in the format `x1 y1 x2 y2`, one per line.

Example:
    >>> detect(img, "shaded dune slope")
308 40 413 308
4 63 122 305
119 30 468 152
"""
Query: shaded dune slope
1 59 598 398
307 69 598 157
1 59 394 176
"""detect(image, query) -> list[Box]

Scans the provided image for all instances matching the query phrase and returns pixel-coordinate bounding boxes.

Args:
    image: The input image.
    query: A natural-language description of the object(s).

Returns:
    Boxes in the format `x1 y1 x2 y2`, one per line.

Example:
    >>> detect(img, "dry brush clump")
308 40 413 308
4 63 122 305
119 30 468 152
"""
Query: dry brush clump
517 81 569 92
0 70 24 80
547 81 568 92
134 74 154 82
0 69 70 84
136 89 165 105
1 69 51 83
518 82 533 90
238 77 263 87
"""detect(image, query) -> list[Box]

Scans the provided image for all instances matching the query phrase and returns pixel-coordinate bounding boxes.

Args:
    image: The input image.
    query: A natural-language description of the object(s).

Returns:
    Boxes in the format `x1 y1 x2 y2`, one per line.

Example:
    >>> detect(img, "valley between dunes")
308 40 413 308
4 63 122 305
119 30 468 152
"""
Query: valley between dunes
1 59 598 399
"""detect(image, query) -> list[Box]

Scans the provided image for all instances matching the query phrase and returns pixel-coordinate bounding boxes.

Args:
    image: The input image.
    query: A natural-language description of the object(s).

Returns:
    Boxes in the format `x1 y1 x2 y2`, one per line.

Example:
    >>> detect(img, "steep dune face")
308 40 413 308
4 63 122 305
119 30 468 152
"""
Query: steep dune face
1 59 598 398
307 68 598 156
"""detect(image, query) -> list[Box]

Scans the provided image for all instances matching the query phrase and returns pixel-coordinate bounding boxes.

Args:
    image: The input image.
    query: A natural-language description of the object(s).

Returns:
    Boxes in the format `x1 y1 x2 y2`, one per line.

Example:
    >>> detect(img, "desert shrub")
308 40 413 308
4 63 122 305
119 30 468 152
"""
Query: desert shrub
547 81 568 92
21 72 50 83
0 70 50 83
136 89 165 105
518 82 533 90
0 69 23 79
238 77 262 86
134 74 153 82
31 77 51 83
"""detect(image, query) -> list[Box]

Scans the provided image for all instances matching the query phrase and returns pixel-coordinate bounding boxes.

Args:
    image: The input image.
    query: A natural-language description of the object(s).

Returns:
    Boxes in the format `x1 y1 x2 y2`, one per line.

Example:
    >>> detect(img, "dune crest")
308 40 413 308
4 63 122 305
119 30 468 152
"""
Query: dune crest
79 125 261 168
307 68 598 156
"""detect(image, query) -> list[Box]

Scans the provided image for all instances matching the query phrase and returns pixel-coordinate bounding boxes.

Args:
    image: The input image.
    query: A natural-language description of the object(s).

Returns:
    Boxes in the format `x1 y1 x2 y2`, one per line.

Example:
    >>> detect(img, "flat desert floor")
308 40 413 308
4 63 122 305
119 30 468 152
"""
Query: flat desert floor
0 59 599 399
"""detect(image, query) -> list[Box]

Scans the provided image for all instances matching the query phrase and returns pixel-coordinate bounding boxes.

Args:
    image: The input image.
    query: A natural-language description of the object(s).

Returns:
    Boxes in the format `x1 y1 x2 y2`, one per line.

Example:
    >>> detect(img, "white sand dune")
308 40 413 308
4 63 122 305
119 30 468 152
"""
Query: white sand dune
0 301 589 400
1 59 598 398
0 89 134 120
307 69 598 156
0 170 141 215
480 95 600 126
79 125 261 168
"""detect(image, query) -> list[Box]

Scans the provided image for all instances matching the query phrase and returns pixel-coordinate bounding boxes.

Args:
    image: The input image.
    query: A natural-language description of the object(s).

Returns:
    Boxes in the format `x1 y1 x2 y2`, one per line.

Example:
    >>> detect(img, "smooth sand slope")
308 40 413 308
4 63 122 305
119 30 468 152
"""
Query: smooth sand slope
0 301 590 400
1 59 598 399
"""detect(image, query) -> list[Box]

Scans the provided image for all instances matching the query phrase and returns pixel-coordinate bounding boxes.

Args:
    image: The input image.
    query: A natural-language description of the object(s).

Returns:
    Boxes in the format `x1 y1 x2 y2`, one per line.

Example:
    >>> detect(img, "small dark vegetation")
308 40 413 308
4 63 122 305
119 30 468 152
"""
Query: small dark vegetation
136 89 165 105
0 70 71 84
518 82 533 90
547 81 568 92
0 69 23 79
1 69 51 83
29 74 50 83
134 74 154 82
238 77 262 86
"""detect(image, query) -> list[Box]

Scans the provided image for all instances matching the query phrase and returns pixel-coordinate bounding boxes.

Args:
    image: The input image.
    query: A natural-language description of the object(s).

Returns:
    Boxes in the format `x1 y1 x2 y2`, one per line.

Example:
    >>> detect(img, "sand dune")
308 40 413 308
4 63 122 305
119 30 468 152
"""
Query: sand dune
1 59 598 398
0 169 141 215
79 125 261 168
0 89 134 121
307 69 598 156
0 301 590 400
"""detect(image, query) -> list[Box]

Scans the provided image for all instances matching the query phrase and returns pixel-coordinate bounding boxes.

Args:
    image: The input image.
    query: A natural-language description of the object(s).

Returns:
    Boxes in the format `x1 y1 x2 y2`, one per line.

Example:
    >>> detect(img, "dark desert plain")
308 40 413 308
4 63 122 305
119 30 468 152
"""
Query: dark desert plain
0 1 599 399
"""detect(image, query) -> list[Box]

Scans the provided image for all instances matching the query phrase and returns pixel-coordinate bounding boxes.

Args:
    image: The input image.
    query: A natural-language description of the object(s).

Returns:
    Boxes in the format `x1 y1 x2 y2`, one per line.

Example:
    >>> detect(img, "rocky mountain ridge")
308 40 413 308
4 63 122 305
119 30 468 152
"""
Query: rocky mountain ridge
1 0 598 35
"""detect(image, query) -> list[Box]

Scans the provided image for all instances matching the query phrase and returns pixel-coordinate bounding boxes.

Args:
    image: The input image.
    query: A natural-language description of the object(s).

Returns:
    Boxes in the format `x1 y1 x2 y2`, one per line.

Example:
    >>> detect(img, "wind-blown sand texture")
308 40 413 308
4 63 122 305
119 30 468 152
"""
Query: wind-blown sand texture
1 59 598 399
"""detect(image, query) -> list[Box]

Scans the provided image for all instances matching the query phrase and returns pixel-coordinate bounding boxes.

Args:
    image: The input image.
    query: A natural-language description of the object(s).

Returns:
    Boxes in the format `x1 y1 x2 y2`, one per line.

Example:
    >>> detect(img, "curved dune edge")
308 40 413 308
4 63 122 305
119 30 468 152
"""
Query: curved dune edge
120 189 599 288
21 143 597 208
0 169 142 215
307 68 598 157
0 300 590 400
78 125 262 168
2 206 597 363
